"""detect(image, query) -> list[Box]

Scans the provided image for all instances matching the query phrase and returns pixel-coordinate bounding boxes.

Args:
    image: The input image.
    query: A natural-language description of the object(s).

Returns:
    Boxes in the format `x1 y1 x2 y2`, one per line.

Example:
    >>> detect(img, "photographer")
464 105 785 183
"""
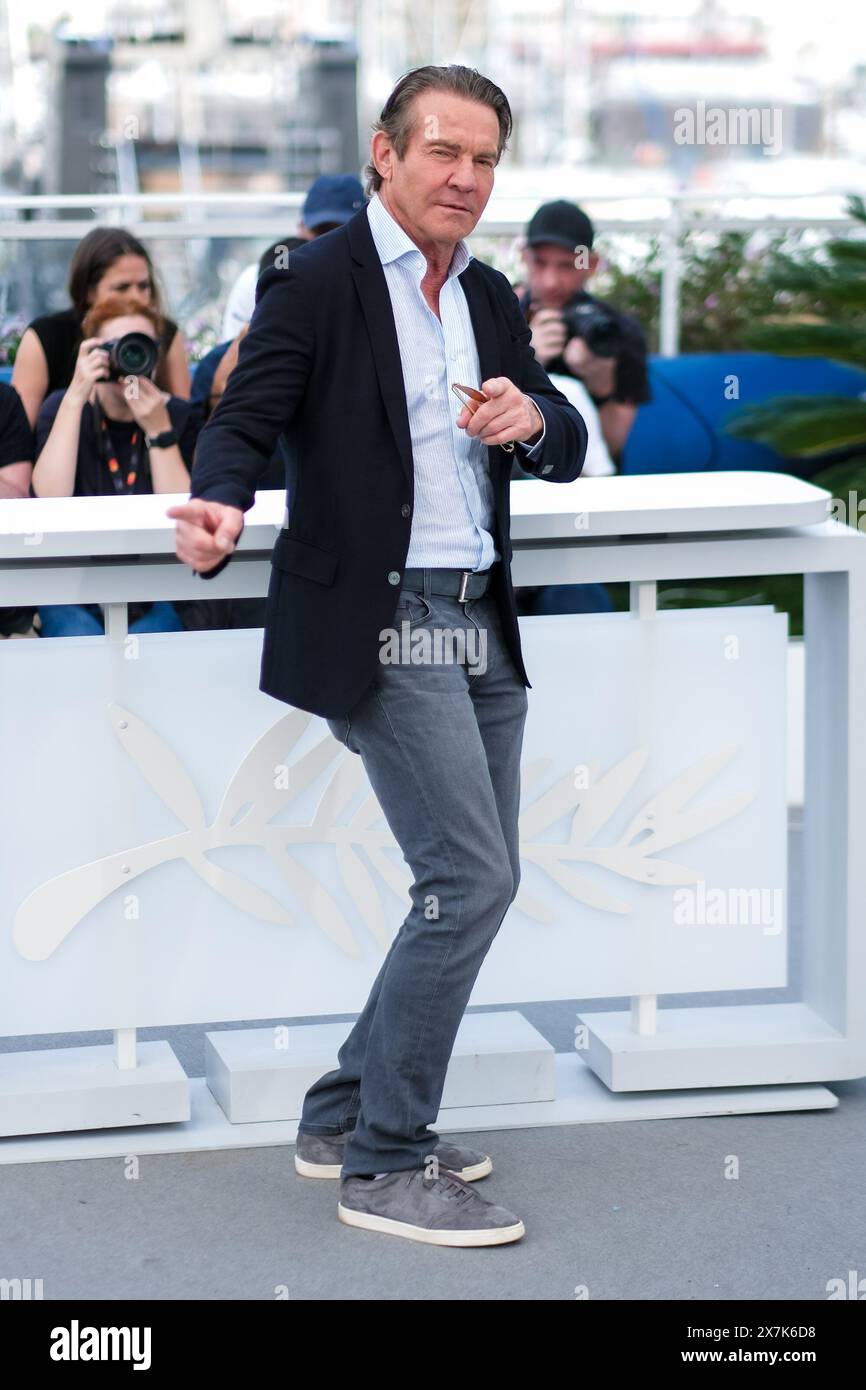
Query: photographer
31 294 198 637
516 200 650 461
0 382 38 638
13 226 190 430
0 381 33 500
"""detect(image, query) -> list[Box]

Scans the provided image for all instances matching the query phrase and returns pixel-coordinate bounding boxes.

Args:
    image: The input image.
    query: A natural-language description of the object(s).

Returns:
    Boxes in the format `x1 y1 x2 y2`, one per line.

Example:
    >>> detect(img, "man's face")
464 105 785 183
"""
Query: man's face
372 92 500 248
521 243 597 309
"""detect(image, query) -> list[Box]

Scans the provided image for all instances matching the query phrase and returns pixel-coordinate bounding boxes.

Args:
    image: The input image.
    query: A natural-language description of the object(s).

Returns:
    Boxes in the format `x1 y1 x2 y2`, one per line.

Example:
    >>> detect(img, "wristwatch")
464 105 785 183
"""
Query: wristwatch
145 427 179 449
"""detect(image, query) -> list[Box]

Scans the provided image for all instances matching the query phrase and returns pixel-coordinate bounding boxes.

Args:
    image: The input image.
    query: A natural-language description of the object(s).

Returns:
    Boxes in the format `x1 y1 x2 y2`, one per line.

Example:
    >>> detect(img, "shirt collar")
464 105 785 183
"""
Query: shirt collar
367 190 473 279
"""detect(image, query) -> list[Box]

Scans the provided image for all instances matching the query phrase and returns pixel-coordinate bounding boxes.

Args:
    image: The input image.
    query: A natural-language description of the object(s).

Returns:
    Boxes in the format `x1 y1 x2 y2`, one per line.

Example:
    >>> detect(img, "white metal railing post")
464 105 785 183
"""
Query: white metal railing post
104 600 138 1072
659 195 682 359
629 580 659 1036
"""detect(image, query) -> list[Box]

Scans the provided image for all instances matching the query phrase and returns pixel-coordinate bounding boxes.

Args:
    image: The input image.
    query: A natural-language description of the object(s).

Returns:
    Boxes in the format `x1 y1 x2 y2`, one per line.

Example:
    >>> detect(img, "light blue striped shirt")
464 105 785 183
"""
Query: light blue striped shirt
366 191 545 572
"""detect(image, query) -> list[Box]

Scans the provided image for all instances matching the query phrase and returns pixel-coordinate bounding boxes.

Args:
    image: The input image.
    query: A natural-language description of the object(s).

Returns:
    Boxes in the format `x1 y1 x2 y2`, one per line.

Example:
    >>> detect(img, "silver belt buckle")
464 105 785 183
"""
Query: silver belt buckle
457 570 472 602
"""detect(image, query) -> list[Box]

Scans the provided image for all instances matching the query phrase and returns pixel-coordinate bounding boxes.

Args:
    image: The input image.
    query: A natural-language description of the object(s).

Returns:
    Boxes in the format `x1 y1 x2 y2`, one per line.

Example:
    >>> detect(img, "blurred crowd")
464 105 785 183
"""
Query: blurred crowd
0 175 648 639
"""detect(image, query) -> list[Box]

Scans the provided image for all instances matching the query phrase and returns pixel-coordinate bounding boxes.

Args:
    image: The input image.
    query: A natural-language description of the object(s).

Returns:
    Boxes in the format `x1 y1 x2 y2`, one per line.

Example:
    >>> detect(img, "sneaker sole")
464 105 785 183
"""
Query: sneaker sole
295 1154 343 1178
337 1202 525 1247
295 1153 493 1182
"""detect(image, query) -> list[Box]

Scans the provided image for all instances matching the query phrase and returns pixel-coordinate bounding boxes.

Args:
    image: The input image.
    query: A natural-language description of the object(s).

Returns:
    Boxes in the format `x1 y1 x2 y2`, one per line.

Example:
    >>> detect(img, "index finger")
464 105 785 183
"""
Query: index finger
166 501 205 521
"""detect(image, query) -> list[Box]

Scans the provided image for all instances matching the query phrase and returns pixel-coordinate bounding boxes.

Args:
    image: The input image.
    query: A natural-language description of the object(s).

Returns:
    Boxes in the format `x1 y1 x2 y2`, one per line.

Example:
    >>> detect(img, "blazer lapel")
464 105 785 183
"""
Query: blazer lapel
459 260 501 391
347 208 414 490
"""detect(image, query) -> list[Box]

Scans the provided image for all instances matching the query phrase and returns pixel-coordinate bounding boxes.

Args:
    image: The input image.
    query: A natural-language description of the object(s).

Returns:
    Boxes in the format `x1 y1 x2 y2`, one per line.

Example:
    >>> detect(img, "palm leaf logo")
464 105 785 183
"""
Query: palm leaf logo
515 746 754 919
13 705 753 961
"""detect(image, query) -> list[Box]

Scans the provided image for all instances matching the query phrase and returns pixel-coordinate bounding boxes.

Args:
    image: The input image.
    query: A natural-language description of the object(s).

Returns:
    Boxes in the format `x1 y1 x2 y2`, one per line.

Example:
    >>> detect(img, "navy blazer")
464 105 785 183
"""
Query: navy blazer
189 203 588 718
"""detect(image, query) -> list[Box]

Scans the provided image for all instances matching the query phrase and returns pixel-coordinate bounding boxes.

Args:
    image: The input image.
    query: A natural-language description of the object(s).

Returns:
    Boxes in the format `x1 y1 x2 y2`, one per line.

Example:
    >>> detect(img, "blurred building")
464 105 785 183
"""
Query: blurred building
0 0 15 190
588 17 822 167
43 29 113 206
104 0 358 192
0 0 855 201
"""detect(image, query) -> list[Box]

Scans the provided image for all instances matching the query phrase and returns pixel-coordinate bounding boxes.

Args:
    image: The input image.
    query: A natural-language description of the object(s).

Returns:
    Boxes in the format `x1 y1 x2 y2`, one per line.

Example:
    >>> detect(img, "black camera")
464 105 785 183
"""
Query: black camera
560 302 625 359
89 332 159 380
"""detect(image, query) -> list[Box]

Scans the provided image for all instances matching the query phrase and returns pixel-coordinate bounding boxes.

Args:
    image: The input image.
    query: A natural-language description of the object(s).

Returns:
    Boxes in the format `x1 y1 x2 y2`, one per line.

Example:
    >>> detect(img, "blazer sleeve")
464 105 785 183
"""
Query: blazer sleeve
188 264 315 580
492 268 588 484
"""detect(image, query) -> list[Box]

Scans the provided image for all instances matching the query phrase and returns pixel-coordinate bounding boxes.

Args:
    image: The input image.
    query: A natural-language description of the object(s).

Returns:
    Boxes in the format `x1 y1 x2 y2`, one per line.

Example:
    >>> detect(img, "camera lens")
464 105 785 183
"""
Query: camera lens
113 332 158 377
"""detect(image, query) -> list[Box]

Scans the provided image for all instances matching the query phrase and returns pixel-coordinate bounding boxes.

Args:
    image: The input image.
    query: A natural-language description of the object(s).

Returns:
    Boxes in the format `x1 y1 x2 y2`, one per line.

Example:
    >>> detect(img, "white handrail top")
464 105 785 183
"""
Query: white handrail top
0 472 833 561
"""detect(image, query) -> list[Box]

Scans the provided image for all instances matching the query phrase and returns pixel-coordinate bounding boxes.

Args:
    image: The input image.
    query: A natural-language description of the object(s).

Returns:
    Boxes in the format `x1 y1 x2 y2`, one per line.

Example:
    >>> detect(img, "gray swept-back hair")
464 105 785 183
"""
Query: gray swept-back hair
363 64 512 198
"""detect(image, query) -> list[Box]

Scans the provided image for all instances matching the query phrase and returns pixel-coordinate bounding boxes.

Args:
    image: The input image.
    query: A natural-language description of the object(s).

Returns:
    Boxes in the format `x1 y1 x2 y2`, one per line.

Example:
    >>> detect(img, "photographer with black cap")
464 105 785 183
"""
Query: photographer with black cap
516 199 650 461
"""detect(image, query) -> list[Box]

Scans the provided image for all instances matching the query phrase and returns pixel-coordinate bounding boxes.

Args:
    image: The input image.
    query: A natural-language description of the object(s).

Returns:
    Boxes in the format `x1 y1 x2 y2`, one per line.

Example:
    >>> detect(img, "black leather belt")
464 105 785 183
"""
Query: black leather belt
401 566 493 601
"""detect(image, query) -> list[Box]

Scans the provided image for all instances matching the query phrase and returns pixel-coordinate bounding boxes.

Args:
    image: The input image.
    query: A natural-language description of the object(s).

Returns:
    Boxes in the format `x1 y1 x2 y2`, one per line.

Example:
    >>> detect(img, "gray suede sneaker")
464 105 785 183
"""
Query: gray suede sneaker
338 1167 525 1247
294 1129 493 1181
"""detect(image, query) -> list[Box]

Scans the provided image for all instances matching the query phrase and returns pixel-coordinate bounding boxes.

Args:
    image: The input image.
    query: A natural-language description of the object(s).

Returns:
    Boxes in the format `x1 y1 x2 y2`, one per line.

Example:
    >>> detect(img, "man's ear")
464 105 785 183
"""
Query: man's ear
588 250 601 276
370 130 392 183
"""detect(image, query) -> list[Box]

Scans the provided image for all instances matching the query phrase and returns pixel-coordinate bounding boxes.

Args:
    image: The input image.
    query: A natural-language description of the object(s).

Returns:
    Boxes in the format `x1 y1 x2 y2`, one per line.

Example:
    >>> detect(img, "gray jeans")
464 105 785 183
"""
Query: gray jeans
298 574 529 1177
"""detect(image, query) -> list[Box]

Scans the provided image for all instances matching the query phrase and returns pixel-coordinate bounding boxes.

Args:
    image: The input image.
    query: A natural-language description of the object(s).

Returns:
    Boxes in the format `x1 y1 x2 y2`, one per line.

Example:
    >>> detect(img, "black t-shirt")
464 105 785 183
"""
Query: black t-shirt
28 306 180 397
517 287 651 406
32 390 199 496
0 382 35 468
0 383 36 630
29 390 199 629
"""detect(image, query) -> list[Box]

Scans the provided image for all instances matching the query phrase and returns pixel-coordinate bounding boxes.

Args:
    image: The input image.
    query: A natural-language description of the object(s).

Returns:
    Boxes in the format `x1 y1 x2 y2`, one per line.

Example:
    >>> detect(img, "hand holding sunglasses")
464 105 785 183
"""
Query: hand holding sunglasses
451 380 544 453
451 383 513 453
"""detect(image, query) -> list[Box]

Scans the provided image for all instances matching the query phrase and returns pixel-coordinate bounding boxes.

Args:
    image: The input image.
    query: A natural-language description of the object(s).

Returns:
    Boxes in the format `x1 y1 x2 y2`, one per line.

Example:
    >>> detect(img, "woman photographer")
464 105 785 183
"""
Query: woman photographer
31 294 199 637
12 226 191 430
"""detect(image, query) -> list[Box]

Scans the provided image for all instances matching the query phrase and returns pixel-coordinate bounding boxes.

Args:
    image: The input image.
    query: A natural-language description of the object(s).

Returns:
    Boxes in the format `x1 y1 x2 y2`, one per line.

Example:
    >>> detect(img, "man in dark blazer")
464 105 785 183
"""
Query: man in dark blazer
169 64 586 1249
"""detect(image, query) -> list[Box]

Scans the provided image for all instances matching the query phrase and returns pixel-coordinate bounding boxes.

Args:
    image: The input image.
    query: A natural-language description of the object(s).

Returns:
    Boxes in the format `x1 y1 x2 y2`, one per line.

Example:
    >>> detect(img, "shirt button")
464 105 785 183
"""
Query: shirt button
387 570 401 585
401 503 411 517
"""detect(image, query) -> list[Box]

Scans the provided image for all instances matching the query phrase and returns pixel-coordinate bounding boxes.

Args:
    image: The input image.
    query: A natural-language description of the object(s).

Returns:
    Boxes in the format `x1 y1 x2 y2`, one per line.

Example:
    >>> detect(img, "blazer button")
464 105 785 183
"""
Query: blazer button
387 570 401 585
401 503 411 517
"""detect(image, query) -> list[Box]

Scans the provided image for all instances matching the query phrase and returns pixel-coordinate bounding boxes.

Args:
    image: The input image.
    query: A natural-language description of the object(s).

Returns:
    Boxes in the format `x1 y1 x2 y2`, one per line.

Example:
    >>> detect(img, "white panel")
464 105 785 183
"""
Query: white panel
0 607 786 1034
475 604 788 1002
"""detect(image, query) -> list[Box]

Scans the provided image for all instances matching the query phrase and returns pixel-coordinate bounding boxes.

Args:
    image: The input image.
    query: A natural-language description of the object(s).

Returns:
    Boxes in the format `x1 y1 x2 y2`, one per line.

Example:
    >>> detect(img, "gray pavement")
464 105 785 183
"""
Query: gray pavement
2 816 863 1301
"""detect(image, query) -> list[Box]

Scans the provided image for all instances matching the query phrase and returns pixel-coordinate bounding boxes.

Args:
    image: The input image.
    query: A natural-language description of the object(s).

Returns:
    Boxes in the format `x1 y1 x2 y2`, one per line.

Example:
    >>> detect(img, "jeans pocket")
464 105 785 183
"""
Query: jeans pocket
392 589 434 629
325 714 352 747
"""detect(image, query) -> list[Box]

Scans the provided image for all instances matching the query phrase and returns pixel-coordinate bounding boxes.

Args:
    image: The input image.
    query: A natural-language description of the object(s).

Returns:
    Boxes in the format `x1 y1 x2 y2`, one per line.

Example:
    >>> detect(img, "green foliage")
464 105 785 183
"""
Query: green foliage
604 576 805 637
726 396 866 456
595 238 663 348
682 196 866 634
807 452 866 538
726 194 866 482
478 226 807 355
595 229 804 354
597 211 866 635
731 194 866 374
0 323 22 366
745 323 866 367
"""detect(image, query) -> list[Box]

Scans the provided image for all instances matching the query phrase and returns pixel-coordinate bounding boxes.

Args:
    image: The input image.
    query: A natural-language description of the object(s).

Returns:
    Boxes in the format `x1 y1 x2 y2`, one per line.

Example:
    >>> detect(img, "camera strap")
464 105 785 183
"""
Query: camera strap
91 394 148 495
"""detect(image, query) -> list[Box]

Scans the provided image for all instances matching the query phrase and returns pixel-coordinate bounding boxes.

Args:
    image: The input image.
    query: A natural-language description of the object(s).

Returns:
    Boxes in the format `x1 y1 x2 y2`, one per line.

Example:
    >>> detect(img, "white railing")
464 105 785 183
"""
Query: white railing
0 189 859 356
